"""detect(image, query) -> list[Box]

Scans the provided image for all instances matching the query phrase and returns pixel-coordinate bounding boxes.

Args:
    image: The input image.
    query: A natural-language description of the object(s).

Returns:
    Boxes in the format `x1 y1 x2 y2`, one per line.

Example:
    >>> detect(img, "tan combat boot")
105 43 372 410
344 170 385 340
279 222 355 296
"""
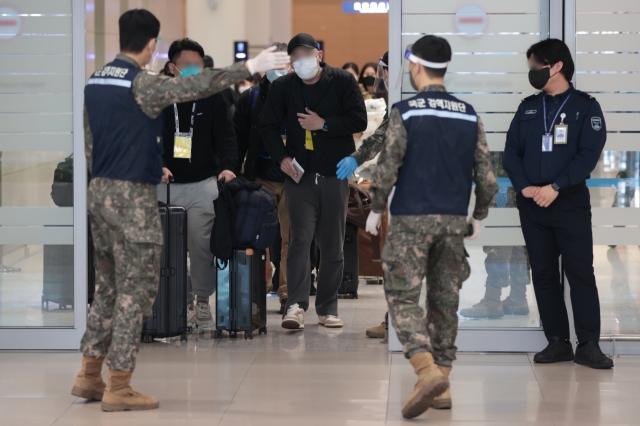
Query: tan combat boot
71 356 106 401
366 322 385 338
101 370 159 412
431 365 452 409
401 352 449 419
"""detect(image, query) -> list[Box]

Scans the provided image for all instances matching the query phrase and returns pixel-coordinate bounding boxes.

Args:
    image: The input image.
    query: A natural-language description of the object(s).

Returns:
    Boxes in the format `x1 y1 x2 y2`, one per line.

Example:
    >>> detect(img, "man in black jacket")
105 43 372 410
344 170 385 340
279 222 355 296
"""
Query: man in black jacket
235 41 291 314
161 38 238 332
260 33 367 330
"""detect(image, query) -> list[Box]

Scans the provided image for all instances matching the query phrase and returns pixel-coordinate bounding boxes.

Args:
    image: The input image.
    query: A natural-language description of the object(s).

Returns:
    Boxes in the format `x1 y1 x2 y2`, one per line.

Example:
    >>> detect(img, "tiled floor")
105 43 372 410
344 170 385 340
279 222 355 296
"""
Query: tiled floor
1 287 639 426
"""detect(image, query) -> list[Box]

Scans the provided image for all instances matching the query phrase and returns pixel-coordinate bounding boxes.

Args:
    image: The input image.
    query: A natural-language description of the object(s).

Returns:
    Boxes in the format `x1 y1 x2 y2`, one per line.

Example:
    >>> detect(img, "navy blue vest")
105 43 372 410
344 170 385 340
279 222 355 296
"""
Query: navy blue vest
391 91 478 216
85 58 164 184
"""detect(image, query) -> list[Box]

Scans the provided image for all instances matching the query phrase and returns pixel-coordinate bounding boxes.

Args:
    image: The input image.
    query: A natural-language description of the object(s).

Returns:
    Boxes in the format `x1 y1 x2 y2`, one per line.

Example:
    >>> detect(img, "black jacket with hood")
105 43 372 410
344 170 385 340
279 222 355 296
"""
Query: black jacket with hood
259 64 367 178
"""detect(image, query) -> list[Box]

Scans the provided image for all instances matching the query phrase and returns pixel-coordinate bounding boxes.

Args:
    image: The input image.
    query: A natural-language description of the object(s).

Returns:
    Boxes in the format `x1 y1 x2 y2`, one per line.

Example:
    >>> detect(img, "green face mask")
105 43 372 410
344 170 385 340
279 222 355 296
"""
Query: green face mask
177 65 202 77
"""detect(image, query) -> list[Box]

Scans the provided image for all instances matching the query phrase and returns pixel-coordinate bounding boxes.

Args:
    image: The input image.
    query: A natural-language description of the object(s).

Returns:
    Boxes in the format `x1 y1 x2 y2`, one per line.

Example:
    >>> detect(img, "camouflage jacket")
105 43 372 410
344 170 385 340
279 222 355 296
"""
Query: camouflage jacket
352 117 389 166
369 85 498 234
84 54 250 175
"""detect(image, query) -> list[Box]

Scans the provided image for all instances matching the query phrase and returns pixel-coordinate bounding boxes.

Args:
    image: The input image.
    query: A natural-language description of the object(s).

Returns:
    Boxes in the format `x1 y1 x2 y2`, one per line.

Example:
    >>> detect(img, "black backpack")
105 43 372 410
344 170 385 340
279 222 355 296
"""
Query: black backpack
51 155 74 207
211 177 279 267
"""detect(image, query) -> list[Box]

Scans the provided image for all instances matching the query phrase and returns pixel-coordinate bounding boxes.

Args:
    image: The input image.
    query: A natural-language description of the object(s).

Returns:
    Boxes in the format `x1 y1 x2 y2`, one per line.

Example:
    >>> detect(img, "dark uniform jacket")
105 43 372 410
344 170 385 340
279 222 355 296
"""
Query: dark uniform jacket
259 64 367 177
503 84 606 192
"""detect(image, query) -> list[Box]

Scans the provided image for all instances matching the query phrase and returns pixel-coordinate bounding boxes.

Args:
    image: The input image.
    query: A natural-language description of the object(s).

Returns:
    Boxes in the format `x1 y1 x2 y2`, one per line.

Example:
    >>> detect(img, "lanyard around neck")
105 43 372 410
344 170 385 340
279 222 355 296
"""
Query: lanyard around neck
542 94 571 135
173 101 198 136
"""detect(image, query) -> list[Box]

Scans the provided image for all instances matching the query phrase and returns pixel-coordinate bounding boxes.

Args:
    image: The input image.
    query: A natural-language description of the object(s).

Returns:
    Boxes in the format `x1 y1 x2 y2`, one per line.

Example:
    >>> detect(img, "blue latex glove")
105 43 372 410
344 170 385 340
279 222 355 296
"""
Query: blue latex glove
336 156 358 180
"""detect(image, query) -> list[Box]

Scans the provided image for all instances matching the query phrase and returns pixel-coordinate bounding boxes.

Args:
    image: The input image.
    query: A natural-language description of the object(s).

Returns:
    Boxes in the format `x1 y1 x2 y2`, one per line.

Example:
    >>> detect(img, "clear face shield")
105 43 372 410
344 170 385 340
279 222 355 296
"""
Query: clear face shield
146 35 162 72
396 44 449 90
373 57 388 94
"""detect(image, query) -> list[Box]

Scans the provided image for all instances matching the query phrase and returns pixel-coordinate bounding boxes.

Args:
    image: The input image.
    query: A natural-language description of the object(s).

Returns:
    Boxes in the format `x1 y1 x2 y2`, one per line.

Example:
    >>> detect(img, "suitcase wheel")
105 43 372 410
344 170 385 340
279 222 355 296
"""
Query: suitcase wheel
244 331 253 340
259 326 267 335
180 333 187 342
351 291 358 299
214 330 223 339
230 331 238 339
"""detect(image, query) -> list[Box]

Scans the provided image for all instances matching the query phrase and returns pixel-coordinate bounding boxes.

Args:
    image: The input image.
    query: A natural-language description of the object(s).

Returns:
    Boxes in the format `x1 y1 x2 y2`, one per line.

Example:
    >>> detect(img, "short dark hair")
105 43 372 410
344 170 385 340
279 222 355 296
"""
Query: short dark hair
168 38 205 63
268 42 289 53
527 38 574 82
411 35 452 78
203 55 214 68
358 62 378 84
119 9 160 53
342 62 359 75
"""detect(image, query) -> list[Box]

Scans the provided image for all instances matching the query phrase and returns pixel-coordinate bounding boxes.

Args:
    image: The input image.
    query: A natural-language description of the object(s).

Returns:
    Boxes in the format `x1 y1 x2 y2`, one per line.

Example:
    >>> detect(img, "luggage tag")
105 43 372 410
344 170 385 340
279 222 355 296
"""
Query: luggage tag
174 133 192 159
554 113 568 144
542 134 553 152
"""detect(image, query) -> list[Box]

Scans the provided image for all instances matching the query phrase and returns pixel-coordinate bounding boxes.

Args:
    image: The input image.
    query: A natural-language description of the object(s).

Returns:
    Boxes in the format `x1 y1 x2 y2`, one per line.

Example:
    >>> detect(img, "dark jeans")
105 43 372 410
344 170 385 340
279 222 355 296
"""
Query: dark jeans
516 186 601 343
284 173 349 316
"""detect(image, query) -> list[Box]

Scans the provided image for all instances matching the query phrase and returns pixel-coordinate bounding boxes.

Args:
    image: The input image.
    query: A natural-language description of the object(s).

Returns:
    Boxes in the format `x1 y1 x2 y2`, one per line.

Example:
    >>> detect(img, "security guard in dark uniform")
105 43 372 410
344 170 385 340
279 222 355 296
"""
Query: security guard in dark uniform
503 39 613 369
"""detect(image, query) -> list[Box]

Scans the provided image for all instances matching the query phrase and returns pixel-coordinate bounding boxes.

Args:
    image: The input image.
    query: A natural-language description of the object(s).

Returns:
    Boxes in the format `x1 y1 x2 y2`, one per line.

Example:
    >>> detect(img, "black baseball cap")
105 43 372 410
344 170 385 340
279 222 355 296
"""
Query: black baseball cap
288 33 319 55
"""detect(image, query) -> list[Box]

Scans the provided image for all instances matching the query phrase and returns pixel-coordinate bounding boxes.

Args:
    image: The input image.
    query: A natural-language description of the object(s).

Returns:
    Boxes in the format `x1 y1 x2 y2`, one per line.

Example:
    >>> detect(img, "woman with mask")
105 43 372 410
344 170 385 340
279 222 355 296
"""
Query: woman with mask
358 62 378 96
343 62 371 100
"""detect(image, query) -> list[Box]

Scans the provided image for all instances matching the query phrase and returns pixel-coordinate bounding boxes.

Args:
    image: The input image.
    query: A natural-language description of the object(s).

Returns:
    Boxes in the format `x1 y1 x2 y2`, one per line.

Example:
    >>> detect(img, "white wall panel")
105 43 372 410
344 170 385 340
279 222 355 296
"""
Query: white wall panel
402 34 542 53
16 16 72 34
0 0 71 14
0 75 72 94
602 113 640 131
454 94 527 112
0 114 72 133
402 0 543 14
402 14 543 34
577 34 640 52
446 55 531 73
0 94 72 113
603 133 640 151
0 56 72 74
0 36 73 55
403 73 533 94
0 134 72 151
0 227 73 245
576 54 640 72
577 74 640 92
577 0 640 13
576 13 640 32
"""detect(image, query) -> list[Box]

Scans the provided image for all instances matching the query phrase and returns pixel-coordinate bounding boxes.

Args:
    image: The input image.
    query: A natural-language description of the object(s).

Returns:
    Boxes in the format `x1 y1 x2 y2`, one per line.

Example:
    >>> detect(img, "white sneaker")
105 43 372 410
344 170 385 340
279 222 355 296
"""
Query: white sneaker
187 307 201 334
196 301 215 329
282 303 305 330
318 315 343 328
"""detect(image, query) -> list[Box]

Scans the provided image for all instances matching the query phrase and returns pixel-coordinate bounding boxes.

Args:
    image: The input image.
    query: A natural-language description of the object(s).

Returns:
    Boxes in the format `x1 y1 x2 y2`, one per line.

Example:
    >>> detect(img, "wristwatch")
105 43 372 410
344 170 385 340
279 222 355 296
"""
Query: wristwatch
552 183 560 191
322 120 329 132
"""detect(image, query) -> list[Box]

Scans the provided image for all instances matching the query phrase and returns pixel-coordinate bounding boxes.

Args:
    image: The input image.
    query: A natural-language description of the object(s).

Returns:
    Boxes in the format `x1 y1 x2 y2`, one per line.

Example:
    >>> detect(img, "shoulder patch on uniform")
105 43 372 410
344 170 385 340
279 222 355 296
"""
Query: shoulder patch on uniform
521 93 539 103
591 117 602 131
576 90 595 101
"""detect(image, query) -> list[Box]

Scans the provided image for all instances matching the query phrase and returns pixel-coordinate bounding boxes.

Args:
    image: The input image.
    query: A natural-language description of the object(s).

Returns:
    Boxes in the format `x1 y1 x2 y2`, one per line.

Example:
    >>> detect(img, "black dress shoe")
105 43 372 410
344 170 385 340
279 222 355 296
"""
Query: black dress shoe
574 341 614 369
533 339 574 363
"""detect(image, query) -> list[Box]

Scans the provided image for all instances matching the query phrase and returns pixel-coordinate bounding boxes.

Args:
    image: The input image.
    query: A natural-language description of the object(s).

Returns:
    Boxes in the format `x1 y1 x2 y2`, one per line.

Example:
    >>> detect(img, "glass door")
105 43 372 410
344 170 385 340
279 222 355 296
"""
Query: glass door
0 0 87 349
388 0 561 352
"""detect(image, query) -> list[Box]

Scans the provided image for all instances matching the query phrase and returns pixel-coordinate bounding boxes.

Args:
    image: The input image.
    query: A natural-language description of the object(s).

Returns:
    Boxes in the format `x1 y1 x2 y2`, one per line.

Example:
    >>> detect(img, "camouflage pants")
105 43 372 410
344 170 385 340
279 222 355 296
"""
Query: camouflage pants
81 178 163 372
483 246 531 288
383 230 470 366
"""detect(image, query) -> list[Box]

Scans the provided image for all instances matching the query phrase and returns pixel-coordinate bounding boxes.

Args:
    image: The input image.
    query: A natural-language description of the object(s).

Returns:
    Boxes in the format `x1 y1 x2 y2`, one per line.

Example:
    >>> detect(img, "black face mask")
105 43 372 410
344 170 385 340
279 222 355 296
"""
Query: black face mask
362 75 376 87
528 66 552 90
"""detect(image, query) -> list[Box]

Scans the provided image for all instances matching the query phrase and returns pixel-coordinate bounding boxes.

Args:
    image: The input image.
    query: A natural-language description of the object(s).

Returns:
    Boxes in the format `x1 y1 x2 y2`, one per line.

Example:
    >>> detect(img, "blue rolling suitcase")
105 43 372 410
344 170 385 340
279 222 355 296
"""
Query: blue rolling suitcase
215 248 267 340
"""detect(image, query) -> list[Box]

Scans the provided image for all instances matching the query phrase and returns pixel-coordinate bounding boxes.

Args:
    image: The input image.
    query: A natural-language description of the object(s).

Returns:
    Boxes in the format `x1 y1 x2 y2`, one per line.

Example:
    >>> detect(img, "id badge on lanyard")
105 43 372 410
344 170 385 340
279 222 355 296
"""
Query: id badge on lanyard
173 102 197 159
542 94 571 153
302 89 314 151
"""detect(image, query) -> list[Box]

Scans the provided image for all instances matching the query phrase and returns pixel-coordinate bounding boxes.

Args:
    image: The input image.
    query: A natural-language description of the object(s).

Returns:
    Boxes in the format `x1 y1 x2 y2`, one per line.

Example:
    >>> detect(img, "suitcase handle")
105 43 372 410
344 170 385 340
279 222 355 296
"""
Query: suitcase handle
166 176 174 205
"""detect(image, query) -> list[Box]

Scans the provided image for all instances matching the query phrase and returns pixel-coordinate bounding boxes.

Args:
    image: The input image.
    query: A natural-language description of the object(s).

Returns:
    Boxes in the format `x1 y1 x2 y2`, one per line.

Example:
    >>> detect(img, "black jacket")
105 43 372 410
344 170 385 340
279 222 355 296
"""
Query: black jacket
259 64 367 177
162 92 237 184
234 77 284 182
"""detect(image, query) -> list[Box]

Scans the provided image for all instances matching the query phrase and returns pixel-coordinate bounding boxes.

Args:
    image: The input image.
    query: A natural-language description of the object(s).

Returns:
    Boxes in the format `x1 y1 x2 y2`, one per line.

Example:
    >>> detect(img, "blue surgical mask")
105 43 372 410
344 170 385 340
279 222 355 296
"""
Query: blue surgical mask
177 65 202 77
266 69 288 83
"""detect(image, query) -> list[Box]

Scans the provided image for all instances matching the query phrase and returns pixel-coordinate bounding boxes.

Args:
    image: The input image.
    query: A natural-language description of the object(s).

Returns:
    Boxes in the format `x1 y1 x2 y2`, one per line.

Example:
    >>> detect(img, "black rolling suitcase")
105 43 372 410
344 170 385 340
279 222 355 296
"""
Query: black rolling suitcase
339 223 360 299
142 181 188 343
215 248 267 340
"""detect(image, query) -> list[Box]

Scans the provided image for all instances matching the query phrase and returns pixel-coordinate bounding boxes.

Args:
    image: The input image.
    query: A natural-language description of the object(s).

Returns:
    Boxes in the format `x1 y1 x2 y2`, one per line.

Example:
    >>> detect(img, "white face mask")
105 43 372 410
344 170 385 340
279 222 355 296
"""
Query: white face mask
293 56 319 80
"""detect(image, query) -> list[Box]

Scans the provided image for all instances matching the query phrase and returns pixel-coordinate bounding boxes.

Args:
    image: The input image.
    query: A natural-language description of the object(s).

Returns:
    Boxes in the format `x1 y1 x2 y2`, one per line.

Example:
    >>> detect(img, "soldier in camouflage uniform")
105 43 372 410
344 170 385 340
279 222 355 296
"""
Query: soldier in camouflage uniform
71 9 289 412
460 151 532 319
367 36 498 419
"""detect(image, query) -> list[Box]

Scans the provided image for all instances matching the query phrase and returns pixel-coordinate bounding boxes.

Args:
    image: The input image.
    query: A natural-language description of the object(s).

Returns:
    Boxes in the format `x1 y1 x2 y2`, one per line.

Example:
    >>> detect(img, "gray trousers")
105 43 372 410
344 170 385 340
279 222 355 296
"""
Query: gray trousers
285 173 349 316
158 177 218 303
